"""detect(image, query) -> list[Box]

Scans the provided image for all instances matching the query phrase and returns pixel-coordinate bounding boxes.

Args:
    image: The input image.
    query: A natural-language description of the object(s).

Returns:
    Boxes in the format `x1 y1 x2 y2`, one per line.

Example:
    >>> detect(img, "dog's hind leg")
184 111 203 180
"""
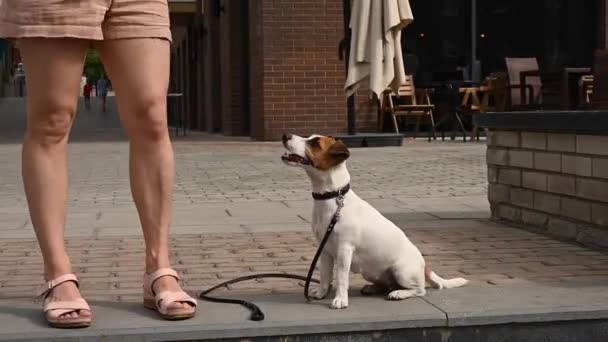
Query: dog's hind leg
360 283 388 296
386 263 426 301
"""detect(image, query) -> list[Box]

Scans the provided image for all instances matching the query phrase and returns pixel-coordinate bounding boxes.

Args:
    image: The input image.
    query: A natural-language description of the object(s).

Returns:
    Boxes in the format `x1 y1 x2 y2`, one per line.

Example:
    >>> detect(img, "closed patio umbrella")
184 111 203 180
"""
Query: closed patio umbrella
344 0 413 99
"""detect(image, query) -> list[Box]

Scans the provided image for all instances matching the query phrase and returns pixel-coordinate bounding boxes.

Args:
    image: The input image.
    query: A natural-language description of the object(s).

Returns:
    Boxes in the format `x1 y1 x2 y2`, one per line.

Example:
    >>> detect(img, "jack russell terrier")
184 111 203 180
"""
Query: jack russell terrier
281 134 468 309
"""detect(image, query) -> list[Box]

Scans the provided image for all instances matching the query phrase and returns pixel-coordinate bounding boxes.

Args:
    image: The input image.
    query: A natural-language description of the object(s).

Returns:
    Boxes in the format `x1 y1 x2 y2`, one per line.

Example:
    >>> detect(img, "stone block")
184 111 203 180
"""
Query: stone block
591 203 608 226
562 155 592 177
488 183 510 203
521 132 547 150
509 150 534 169
547 218 578 239
494 131 520 148
487 130 496 146
547 174 576 196
576 178 608 202
592 157 608 180
560 197 591 222
576 135 608 156
497 204 521 222
486 148 509 166
521 209 548 227
547 133 575 152
510 188 534 208
488 167 498 183
534 192 561 215
577 225 608 249
498 168 521 186
534 152 561 172
522 171 547 191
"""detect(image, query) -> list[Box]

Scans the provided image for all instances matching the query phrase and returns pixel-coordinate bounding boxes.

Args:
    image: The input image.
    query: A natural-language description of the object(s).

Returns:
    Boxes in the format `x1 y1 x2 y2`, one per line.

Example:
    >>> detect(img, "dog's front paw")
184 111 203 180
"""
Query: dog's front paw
309 286 330 300
330 296 349 309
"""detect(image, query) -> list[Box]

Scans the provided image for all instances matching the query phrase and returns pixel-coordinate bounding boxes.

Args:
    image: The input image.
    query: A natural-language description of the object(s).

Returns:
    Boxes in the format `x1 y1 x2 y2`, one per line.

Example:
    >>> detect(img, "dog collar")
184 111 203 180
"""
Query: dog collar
312 184 351 200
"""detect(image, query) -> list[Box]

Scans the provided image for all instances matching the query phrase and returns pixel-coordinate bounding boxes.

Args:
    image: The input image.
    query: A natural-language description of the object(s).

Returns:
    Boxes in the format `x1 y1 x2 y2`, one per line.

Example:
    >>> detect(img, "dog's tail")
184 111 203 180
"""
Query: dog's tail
425 265 468 289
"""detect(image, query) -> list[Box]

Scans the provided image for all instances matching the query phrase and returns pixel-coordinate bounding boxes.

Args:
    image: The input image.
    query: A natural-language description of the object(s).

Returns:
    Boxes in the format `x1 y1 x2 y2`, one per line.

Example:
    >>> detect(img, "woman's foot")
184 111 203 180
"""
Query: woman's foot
152 275 195 311
42 274 92 328
143 268 197 320
45 281 93 320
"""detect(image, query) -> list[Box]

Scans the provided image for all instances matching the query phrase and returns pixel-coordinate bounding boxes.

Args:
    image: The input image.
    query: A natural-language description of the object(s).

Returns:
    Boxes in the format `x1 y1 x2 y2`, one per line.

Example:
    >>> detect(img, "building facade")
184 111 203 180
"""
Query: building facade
169 0 376 141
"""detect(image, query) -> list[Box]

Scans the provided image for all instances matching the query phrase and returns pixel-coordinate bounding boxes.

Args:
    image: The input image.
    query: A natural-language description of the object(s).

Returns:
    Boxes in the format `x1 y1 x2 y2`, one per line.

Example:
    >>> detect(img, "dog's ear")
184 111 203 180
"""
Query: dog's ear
328 139 350 163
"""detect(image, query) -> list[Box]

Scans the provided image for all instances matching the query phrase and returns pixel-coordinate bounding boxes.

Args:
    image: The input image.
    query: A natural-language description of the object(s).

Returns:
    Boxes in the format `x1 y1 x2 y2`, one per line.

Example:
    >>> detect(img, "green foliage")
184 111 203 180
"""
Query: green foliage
84 48 105 84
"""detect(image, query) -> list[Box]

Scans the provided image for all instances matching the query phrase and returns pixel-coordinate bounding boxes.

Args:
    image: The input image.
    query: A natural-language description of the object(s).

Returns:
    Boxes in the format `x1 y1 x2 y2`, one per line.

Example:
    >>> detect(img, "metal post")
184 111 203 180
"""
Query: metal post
343 0 356 135
471 0 478 81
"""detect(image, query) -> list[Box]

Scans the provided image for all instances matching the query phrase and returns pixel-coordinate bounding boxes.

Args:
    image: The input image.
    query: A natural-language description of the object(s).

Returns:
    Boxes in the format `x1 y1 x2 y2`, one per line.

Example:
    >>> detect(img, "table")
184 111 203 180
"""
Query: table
421 80 481 142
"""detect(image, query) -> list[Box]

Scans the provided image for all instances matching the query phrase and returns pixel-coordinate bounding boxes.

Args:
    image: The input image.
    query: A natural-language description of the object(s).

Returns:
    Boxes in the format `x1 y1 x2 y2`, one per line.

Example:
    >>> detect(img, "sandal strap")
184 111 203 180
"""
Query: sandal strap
155 290 197 314
44 298 90 313
143 268 180 295
40 274 79 298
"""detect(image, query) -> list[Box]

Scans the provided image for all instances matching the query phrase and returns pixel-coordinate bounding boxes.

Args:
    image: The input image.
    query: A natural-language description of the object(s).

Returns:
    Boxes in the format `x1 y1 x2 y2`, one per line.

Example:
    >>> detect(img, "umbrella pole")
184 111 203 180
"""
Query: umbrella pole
471 0 478 81
343 0 356 135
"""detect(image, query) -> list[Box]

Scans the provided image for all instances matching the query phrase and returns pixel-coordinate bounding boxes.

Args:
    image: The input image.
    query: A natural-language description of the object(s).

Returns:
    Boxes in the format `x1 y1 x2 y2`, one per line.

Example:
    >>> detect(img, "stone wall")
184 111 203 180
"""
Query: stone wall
487 130 608 248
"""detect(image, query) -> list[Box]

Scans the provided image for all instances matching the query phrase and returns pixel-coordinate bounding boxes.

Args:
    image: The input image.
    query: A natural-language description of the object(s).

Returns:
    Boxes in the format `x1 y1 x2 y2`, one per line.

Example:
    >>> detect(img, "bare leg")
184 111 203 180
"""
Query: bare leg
19 38 92 321
97 38 190 311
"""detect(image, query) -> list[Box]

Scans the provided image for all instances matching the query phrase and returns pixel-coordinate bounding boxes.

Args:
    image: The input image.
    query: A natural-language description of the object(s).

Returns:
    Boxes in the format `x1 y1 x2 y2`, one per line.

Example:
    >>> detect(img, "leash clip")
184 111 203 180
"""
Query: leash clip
335 195 345 219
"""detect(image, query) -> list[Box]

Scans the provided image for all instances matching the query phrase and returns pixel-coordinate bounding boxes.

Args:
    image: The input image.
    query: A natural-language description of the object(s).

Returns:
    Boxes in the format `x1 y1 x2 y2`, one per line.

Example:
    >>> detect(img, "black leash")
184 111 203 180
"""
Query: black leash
198 185 349 321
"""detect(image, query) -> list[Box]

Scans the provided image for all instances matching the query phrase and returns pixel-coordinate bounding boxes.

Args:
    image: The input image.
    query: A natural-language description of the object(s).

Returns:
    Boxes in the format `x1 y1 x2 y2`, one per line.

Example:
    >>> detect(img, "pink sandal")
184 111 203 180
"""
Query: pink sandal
41 274 92 328
143 268 197 320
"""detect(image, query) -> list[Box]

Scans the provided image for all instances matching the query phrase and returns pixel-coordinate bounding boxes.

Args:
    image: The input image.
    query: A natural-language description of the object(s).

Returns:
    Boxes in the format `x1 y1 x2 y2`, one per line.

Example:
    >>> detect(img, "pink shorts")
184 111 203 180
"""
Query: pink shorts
0 0 172 42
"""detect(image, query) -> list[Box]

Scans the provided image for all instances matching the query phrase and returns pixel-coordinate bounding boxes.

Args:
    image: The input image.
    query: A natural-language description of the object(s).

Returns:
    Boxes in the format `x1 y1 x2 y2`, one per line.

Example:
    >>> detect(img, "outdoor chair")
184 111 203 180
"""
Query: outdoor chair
505 57 541 110
459 72 508 141
579 75 594 108
378 75 436 141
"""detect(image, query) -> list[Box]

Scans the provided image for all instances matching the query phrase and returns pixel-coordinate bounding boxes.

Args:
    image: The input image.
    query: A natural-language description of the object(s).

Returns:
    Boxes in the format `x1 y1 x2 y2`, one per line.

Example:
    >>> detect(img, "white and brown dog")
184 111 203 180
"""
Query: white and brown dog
282 134 467 309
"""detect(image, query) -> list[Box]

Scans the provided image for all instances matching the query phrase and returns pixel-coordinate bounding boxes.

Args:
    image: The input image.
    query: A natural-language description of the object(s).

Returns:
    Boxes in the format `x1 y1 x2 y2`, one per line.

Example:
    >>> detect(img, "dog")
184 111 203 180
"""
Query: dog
281 134 468 309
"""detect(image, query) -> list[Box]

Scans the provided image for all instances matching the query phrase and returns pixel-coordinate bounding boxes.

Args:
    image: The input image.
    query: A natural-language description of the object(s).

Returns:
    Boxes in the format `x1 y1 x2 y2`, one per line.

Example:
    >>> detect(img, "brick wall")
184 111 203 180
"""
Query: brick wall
254 0 376 140
487 130 608 248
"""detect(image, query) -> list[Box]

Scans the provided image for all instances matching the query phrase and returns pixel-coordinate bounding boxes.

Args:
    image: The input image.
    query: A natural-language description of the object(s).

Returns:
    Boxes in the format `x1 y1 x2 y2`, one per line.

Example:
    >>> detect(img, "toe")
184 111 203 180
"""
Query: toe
79 309 93 318
167 301 194 311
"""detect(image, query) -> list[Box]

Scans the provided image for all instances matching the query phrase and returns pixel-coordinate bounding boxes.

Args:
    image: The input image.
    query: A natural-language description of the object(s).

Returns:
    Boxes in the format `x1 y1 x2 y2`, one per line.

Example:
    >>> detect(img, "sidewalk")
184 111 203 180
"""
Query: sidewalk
1 139 608 341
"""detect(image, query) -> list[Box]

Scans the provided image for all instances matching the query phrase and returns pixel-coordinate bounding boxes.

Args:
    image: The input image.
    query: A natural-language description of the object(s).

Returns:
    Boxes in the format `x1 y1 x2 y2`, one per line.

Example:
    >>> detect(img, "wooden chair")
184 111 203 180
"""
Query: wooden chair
579 75 594 107
460 73 509 141
505 57 541 109
378 75 436 141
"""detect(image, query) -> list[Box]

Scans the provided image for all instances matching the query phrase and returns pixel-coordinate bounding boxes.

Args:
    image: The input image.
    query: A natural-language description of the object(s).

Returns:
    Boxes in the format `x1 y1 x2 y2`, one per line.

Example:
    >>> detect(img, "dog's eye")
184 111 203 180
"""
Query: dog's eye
308 137 320 148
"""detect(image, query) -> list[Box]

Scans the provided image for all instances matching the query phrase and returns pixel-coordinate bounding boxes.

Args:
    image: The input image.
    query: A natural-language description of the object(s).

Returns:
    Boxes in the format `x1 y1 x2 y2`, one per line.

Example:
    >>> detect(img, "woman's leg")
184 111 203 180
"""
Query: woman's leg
97 38 191 311
19 38 92 320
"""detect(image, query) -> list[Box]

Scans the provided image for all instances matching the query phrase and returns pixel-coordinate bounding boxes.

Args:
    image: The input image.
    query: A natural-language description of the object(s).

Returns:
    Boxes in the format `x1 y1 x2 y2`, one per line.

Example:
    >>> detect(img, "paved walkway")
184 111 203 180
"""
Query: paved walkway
1 138 607 303
1 133 608 340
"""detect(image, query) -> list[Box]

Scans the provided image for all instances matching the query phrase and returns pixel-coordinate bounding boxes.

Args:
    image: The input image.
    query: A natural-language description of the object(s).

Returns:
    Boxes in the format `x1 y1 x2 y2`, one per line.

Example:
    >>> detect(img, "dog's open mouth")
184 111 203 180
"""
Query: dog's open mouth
281 153 310 165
